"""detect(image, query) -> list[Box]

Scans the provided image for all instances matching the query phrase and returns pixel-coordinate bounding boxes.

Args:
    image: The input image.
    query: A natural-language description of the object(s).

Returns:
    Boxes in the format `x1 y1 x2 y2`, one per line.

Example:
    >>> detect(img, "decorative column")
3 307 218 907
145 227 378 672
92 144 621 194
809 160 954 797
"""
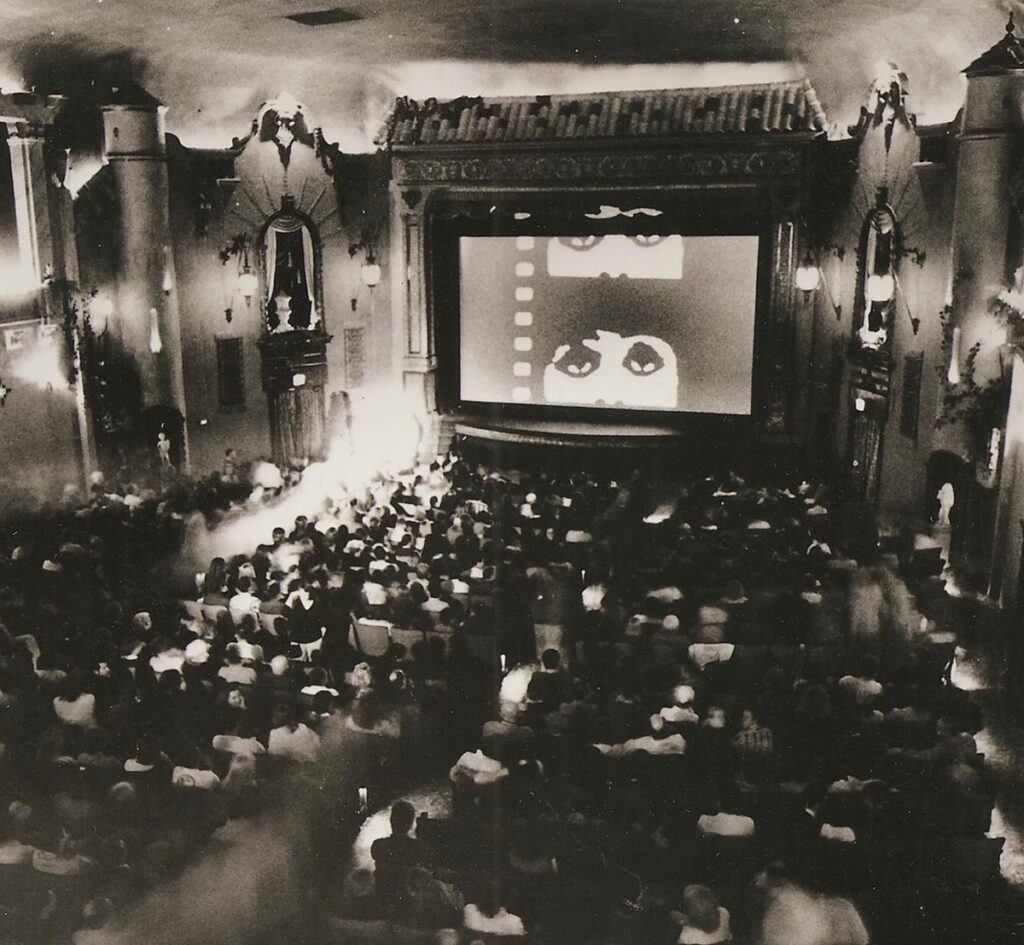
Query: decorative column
1 96 97 478
101 99 190 468
391 184 441 459
6 123 53 290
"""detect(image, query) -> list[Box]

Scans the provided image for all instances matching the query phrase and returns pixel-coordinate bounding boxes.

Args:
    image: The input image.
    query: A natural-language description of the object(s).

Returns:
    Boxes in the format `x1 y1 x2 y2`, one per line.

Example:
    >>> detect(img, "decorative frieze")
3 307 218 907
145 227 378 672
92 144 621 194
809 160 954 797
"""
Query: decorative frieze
393 147 802 185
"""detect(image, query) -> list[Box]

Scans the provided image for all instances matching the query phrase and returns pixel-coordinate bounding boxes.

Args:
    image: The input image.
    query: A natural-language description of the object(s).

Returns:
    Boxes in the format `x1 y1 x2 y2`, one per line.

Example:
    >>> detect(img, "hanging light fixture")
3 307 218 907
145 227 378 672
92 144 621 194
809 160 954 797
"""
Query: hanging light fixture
947 326 962 385
149 307 163 354
238 266 258 304
866 272 895 303
795 258 821 293
360 257 382 289
237 242 257 305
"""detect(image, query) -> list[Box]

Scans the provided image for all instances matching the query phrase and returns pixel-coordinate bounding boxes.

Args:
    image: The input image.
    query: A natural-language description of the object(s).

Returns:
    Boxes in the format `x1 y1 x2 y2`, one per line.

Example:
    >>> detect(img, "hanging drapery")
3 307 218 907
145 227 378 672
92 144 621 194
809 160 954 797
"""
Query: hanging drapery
270 386 326 465
300 224 317 327
263 215 318 328
264 227 277 304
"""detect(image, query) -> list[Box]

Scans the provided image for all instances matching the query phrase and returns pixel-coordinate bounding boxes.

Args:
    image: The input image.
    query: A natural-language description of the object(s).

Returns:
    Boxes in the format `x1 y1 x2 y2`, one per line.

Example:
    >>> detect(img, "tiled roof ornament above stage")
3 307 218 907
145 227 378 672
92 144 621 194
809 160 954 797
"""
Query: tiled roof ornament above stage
383 79 827 148
964 13 1024 76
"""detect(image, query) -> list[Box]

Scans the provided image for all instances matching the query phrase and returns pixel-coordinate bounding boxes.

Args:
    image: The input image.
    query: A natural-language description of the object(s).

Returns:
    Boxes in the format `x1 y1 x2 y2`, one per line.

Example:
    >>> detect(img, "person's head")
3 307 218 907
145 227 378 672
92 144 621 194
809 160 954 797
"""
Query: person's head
741 707 758 731
390 800 416 836
435 930 460 945
236 576 253 594
704 706 727 729
541 648 561 672
682 885 721 932
272 527 286 544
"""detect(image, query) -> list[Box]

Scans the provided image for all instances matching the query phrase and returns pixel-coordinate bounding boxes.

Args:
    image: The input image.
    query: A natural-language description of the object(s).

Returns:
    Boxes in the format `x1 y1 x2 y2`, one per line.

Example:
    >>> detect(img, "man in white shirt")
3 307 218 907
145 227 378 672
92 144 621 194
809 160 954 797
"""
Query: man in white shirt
268 708 321 763
228 576 262 625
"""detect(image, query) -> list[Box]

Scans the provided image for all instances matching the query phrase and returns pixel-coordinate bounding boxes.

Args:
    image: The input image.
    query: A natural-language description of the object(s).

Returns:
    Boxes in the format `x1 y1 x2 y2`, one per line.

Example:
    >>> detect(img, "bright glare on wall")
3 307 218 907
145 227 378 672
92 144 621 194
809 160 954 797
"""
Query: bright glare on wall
292 373 307 388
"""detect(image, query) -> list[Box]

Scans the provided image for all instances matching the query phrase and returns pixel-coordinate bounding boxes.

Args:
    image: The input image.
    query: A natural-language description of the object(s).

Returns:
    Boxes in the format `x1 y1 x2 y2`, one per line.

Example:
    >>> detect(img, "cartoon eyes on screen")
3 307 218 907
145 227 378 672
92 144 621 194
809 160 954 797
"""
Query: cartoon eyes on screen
542 330 678 408
546 235 684 280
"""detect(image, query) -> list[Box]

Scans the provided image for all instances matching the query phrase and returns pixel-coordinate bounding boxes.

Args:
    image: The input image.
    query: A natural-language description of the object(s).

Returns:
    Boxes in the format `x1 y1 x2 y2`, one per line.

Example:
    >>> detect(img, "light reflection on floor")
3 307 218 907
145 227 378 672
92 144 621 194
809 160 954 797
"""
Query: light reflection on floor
351 781 452 873
973 725 1024 888
951 623 1024 890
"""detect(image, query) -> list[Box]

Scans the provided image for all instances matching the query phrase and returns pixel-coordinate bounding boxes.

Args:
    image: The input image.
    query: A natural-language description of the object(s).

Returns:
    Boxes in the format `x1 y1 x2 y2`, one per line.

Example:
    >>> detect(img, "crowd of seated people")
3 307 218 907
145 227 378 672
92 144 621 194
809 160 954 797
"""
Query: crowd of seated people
0 447 1010 945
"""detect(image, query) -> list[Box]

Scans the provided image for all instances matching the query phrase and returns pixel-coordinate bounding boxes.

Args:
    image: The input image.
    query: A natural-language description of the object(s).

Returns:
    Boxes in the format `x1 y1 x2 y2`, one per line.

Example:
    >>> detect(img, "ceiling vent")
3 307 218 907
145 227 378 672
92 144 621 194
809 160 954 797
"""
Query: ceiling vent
285 7 362 26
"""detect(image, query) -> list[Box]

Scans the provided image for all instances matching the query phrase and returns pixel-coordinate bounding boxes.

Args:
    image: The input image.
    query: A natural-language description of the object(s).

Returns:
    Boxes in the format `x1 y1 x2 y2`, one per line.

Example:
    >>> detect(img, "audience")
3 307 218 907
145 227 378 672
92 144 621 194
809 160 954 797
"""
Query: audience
0 447 1003 945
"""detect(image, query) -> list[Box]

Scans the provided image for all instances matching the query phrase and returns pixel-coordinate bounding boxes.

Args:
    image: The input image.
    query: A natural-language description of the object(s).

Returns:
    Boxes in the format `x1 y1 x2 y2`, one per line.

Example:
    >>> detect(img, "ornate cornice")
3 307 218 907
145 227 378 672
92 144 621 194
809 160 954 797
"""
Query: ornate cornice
393 146 803 185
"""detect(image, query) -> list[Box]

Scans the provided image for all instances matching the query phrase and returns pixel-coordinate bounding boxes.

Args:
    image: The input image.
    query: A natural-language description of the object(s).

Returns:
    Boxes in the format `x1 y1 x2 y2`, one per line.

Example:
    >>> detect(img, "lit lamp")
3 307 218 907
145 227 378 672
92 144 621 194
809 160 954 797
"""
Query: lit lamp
866 272 895 303
238 267 258 305
795 259 821 293
947 326 962 385
88 294 113 334
149 307 163 354
360 259 382 289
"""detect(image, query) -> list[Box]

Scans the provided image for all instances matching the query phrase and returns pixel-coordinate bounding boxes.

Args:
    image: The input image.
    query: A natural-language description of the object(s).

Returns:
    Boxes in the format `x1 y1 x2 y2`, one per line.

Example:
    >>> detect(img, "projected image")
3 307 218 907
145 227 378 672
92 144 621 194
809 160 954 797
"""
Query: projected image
544 330 679 408
459 233 760 415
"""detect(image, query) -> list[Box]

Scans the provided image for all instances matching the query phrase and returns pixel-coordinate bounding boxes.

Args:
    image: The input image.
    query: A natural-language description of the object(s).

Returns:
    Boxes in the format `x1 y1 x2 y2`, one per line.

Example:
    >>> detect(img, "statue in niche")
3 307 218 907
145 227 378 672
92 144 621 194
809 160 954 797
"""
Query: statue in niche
936 481 955 527
156 430 172 468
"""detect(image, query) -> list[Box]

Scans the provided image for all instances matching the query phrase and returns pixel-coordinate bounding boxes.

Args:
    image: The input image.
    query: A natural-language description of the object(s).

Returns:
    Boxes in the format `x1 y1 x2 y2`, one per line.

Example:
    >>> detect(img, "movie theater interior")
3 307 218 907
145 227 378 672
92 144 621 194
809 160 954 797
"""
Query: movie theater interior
0 2 1023 943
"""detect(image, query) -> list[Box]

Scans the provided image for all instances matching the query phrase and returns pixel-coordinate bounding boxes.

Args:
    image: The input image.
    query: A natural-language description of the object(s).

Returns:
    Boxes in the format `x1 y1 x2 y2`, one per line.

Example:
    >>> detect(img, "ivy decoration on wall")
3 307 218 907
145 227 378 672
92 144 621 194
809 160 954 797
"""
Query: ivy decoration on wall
935 294 1015 459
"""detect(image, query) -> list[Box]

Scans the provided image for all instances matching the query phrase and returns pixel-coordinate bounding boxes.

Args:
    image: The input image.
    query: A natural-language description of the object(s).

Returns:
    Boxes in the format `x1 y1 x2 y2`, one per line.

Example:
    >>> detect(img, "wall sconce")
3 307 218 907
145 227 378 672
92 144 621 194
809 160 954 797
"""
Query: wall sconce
891 271 920 335
866 273 895 304
947 326 962 384
88 293 113 335
291 372 306 388
162 259 174 297
854 396 867 412
795 261 820 293
795 252 842 320
360 259 382 289
149 307 163 355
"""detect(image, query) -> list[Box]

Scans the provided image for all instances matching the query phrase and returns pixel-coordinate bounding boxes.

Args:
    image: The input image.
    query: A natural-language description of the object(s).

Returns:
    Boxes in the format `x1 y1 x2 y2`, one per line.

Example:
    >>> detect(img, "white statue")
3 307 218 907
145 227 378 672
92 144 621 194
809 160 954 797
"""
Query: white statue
936 482 955 527
157 431 172 468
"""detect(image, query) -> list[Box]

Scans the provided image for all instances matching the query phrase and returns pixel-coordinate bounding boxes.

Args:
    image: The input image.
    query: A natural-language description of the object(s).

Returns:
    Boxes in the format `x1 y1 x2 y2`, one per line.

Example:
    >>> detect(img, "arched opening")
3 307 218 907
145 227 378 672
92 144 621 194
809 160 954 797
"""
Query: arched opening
925 450 970 560
854 198 899 352
259 206 323 334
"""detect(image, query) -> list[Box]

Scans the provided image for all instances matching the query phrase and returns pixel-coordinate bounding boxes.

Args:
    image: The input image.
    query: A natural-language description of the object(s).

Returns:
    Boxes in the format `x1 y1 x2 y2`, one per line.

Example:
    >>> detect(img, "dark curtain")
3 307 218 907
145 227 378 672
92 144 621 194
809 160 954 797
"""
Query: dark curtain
270 386 326 466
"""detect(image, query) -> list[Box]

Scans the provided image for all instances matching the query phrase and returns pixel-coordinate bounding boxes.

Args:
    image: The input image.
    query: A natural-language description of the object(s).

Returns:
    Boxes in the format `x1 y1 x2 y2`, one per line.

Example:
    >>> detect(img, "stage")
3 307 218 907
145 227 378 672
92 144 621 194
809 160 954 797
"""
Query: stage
453 417 687 449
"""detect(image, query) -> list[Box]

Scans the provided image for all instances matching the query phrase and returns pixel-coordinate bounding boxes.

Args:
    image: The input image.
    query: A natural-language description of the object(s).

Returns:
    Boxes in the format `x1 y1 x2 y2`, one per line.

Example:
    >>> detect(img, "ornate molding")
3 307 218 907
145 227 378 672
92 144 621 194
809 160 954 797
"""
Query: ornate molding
393 147 802 185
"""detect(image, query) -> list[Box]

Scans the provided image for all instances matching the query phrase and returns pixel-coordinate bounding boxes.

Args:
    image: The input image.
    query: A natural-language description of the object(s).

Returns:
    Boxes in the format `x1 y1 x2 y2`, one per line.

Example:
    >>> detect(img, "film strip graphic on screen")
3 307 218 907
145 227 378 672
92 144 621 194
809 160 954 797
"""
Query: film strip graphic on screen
511 235 536 403
508 235 687 409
